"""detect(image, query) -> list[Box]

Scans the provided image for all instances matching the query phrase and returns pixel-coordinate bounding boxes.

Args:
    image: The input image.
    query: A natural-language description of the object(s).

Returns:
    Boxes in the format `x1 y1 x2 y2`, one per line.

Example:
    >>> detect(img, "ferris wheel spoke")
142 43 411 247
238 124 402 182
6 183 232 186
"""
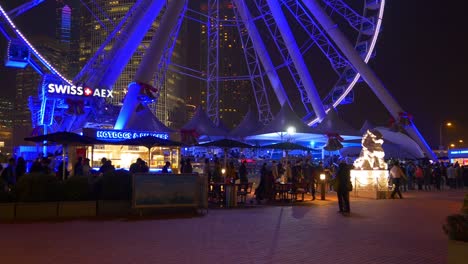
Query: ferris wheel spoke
252 0 317 117
150 1 188 117
265 0 326 120
232 2 273 124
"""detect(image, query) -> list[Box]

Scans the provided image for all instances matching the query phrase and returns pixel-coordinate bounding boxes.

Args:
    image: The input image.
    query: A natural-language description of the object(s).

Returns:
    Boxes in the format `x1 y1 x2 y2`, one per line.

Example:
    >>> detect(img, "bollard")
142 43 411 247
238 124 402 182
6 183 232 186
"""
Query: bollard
320 173 326 200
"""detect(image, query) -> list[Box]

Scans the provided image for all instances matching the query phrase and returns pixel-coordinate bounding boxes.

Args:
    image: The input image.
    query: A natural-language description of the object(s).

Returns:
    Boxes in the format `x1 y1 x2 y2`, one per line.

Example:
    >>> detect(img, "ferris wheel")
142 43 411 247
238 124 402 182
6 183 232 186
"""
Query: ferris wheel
0 0 436 159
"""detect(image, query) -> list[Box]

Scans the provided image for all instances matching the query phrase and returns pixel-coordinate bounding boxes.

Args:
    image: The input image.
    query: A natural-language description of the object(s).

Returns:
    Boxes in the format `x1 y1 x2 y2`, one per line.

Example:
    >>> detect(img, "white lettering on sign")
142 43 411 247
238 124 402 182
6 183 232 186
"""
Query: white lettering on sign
47 83 113 98
95 129 169 140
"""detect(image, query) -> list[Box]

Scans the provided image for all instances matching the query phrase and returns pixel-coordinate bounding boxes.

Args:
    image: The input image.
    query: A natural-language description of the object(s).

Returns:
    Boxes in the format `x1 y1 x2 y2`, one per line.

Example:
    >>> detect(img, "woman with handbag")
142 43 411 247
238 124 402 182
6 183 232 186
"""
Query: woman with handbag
336 161 351 215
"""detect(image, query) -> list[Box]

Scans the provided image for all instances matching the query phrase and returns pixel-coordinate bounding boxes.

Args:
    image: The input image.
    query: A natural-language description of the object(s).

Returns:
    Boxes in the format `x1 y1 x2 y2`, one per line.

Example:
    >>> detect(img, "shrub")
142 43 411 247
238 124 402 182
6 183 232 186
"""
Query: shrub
100 169 132 200
16 172 61 202
443 193 468 242
0 178 15 203
62 176 91 201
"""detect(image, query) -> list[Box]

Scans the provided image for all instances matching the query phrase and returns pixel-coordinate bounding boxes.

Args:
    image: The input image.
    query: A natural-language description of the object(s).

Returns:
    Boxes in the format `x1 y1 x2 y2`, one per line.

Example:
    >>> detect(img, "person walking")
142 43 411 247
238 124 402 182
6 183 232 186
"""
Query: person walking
390 161 405 199
335 161 351 215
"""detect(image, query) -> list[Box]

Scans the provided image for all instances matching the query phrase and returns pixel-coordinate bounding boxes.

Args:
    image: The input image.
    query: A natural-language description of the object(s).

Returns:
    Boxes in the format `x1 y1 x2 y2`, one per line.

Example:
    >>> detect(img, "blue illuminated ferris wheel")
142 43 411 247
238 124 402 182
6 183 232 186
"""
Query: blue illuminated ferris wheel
0 0 437 159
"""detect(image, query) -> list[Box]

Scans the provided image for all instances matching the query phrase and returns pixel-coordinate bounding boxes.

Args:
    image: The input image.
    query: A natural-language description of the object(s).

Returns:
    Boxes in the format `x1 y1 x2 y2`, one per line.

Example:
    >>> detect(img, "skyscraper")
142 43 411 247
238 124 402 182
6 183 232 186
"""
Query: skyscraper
196 0 253 129
78 0 187 128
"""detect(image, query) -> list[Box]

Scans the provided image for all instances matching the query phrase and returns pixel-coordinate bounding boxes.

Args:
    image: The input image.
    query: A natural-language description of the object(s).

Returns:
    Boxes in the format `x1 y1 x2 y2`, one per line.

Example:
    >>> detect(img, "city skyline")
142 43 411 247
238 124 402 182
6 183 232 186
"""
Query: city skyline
0 0 467 149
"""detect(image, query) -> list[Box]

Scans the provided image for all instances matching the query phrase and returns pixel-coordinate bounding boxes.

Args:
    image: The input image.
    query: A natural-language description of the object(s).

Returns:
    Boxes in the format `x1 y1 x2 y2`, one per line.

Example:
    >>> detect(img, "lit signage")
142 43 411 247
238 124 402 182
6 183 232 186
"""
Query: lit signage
93 129 169 141
448 149 468 158
46 83 113 98
449 150 468 155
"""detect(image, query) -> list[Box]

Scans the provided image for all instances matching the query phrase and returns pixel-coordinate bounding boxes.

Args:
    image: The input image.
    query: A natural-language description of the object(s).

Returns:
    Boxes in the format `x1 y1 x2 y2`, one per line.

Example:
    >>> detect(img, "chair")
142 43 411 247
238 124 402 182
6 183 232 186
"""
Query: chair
237 182 253 204
289 182 306 202
274 183 291 202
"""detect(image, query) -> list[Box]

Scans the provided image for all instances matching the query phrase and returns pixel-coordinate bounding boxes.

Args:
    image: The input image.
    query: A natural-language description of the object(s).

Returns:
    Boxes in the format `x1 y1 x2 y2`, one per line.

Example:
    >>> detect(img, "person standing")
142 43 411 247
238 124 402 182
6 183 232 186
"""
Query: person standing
335 161 351 215
415 164 424 191
303 158 315 200
183 158 193 174
284 161 292 183
1 158 16 189
432 164 442 191
73 157 84 177
447 164 456 189
239 160 248 184
15 157 26 183
271 160 279 181
162 161 171 173
390 161 405 199
203 158 212 182
225 161 236 184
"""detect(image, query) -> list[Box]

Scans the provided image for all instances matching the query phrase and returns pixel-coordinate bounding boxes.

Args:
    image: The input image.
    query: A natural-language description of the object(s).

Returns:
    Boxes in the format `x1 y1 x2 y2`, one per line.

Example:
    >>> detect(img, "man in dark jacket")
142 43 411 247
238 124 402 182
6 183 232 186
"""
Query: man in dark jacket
336 161 351 215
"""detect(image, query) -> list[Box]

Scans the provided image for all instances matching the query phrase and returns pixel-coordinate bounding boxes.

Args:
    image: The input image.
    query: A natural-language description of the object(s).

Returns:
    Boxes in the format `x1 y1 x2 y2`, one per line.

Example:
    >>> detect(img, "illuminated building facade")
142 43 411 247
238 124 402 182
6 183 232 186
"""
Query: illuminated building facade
79 0 187 128
197 0 253 129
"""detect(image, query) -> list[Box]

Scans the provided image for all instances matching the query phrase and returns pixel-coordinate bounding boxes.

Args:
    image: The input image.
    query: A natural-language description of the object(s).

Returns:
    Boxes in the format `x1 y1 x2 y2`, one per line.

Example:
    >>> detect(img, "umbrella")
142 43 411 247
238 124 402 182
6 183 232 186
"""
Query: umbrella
24 131 100 145
260 142 312 151
197 138 253 168
24 132 102 181
196 138 253 148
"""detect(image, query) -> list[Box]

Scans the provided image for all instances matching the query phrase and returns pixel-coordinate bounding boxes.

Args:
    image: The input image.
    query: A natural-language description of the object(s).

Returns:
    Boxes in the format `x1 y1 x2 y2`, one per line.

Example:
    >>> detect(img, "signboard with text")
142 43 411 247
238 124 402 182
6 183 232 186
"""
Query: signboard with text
83 128 169 141
44 82 113 99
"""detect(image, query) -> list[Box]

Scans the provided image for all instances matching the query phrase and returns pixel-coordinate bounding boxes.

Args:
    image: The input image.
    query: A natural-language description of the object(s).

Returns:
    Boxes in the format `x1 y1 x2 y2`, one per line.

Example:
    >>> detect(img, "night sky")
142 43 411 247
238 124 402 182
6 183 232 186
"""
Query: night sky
0 0 467 149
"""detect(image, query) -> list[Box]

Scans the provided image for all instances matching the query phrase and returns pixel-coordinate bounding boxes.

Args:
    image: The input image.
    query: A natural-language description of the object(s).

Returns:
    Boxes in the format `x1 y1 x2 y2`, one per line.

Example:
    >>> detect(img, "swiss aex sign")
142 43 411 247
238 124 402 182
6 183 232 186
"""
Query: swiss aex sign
47 83 113 98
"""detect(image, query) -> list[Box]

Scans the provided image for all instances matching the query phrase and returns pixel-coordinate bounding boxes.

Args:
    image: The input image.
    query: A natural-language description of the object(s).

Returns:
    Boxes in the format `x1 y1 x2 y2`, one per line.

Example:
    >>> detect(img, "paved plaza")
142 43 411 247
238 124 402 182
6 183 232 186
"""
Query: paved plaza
0 190 465 264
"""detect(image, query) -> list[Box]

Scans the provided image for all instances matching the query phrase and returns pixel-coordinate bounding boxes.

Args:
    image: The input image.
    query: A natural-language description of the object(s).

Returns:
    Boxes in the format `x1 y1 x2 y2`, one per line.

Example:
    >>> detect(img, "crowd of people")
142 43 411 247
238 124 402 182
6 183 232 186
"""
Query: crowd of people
3 153 467 214
388 160 468 198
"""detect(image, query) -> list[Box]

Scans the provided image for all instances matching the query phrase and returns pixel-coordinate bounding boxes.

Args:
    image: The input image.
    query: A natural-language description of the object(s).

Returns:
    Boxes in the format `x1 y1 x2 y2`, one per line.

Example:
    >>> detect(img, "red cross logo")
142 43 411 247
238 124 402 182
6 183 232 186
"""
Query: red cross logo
84 87 93 96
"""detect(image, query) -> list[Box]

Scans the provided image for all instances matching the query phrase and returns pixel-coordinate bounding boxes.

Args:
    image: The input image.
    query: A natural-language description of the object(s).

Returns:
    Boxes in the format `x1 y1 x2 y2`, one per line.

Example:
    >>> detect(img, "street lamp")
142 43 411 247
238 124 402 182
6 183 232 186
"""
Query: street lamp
450 143 455 148
439 122 453 150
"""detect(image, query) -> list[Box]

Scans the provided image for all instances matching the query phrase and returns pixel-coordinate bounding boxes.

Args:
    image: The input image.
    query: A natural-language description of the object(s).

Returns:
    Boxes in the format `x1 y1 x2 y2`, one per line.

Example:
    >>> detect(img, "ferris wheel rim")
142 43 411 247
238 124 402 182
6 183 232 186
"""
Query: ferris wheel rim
307 0 386 126
0 3 72 85
0 0 385 131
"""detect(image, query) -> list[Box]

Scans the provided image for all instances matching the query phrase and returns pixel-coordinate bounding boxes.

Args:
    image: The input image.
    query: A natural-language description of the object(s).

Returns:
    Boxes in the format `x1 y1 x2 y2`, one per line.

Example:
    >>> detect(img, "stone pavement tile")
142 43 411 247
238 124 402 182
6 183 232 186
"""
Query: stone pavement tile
0 190 465 264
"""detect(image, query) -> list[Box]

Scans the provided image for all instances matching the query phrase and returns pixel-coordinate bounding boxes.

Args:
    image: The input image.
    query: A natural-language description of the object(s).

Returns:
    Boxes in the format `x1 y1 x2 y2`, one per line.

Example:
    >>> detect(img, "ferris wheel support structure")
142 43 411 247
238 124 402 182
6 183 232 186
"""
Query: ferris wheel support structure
115 0 187 130
303 0 436 159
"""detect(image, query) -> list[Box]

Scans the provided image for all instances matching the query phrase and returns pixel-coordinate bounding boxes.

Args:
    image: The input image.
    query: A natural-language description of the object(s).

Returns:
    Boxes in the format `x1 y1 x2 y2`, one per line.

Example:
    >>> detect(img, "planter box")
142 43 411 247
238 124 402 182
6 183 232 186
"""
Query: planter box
58 201 96 218
15 202 58 220
0 203 15 221
448 240 468 264
97 200 131 216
